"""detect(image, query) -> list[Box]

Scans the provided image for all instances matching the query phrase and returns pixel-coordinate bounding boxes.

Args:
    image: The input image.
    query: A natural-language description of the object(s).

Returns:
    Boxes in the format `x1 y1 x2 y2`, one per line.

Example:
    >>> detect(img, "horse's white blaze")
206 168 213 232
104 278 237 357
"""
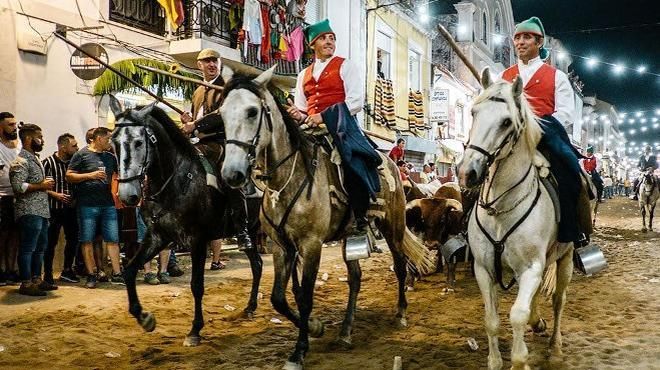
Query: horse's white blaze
112 121 147 204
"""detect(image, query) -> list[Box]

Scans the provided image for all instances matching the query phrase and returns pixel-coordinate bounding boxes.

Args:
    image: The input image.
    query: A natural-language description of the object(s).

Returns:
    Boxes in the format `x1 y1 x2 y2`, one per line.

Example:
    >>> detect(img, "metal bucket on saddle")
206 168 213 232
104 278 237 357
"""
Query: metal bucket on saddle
345 229 375 261
574 243 607 276
440 234 468 261
440 234 469 289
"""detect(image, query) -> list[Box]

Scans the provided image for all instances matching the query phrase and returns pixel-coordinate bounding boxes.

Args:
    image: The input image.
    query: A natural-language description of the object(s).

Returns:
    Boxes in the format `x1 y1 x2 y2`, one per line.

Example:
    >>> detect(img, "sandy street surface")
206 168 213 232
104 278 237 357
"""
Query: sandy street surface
0 196 658 370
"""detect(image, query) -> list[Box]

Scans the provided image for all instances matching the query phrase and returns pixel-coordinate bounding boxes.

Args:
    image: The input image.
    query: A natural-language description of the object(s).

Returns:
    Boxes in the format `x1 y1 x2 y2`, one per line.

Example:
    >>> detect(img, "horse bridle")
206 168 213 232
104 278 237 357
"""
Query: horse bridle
465 96 523 168
467 95 540 291
225 99 273 170
224 97 298 182
114 115 187 202
114 118 157 183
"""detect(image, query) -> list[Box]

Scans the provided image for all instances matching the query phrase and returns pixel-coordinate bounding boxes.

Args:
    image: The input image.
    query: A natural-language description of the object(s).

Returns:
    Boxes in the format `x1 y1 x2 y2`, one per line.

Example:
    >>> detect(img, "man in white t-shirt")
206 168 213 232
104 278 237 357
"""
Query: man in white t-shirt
0 112 21 285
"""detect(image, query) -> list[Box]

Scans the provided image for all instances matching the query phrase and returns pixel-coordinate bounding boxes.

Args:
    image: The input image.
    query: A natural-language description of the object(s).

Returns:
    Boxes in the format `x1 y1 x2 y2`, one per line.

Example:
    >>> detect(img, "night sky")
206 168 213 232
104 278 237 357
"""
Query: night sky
431 0 660 146
511 0 660 146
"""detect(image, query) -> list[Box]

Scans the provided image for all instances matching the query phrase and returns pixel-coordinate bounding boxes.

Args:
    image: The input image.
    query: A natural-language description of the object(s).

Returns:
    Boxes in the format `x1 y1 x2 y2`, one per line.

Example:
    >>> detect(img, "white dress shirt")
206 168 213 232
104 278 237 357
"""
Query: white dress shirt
294 55 364 115
500 56 575 125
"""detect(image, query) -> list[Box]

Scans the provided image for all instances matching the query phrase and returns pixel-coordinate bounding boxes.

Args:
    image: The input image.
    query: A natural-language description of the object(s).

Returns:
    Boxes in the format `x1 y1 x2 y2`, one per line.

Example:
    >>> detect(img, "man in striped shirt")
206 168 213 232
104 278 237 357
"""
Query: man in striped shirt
42 133 79 284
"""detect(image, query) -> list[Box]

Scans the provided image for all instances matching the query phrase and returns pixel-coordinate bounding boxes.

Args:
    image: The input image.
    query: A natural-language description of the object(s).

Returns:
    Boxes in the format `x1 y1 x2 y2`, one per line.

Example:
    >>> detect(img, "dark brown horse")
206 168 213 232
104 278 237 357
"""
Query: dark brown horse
110 99 263 347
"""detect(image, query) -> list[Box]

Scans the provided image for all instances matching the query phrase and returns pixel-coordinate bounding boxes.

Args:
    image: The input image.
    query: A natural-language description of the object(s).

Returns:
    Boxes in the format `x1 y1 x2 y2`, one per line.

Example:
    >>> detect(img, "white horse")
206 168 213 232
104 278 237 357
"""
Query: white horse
638 171 659 232
458 69 574 370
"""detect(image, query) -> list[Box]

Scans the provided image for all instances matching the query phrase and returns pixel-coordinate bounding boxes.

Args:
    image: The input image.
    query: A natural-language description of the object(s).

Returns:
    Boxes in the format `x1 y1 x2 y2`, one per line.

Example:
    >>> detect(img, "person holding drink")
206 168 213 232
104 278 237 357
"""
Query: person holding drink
43 133 80 284
66 127 124 288
9 124 54 296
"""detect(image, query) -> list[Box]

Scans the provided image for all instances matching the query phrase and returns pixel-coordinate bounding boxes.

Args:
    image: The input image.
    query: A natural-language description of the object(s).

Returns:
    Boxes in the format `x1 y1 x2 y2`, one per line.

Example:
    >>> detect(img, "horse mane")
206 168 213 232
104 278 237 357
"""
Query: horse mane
221 72 313 178
474 81 543 155
133 105 199 159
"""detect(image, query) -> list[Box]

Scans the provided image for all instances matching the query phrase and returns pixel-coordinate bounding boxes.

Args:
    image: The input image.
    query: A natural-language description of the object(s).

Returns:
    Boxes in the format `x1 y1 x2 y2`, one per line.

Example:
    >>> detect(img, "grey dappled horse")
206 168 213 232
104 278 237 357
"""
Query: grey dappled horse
219 67 432 370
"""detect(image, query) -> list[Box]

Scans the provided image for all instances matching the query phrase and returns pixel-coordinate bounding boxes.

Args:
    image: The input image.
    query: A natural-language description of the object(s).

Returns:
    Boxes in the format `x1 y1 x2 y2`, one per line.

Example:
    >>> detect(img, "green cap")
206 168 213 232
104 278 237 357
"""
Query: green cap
586 145 594 153
514 16 548 60
303 19 335 46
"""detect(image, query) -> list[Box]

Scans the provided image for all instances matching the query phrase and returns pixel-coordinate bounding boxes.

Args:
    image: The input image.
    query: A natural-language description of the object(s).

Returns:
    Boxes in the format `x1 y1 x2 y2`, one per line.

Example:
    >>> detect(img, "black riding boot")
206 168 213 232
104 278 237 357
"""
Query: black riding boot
347 216 369 237
227 187 254 251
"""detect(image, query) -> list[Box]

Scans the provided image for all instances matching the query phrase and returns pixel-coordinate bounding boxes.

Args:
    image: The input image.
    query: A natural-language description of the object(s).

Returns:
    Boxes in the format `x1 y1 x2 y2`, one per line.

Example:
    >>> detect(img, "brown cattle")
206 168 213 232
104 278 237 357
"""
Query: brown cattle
405 198 463 250
433 182 462 203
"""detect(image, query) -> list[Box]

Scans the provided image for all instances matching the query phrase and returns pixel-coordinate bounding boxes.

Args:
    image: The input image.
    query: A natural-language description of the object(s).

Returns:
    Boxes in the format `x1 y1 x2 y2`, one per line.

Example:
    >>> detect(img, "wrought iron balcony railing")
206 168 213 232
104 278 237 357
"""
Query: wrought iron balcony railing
174 0 308 76
109 0 166 36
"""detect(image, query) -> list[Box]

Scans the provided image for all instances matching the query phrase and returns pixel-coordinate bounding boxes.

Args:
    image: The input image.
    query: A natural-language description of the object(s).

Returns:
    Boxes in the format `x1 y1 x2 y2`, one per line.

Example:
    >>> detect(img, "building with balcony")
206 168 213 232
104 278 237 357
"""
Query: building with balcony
365 0 436 169
0 0 350 155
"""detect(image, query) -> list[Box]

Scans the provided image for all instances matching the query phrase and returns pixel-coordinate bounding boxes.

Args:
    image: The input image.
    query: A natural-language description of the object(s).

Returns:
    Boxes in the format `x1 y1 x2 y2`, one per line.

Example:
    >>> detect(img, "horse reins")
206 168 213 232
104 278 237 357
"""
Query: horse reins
466 94 539 290
114 114 194 210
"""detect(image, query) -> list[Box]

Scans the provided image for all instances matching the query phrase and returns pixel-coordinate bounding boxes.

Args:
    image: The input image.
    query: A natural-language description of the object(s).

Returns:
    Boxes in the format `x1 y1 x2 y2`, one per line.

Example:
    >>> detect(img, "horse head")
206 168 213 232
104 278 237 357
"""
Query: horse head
219 66 278 188
110 98 158 206
458 67 541 189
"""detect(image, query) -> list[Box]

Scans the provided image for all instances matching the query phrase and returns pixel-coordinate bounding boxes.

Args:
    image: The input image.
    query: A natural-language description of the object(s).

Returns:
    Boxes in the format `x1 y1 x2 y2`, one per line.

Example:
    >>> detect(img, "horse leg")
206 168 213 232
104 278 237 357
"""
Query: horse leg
243 247 263 319
474 263 502 370
338 239 361 347
649 204 655 231
509 265 543 370
641 204 647 232
270 246 301 327
528 285 547 334
126 233 162 332
388 240 409 328
550 244 574 356
284 247 322 370
183 239 206 347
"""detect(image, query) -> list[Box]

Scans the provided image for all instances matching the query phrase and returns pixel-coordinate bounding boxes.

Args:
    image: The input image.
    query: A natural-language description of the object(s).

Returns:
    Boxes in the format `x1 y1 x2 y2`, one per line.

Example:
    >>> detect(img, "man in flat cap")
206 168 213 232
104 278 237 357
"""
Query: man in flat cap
500 16 586 245
180 49 254 254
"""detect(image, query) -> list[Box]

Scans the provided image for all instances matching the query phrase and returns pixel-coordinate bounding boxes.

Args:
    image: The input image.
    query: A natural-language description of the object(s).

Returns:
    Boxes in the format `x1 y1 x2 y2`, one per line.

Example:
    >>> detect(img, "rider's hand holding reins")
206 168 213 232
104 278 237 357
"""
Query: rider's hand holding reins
304 113 324 127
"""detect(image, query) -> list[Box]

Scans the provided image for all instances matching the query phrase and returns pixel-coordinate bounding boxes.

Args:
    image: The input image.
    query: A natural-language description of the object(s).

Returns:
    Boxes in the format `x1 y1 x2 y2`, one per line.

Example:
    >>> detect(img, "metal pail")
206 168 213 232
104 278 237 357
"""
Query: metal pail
574 244 607 276
345 234 372 261
441 234 468 261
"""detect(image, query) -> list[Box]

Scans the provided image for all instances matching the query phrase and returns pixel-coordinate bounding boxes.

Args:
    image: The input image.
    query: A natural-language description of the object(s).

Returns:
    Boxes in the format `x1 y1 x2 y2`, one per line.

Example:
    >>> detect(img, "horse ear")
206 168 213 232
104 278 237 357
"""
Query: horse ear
136 101 157 120
481 67 492 89
512 75 523 99
222 66 234 82
253 64 277 87
108 94 123 117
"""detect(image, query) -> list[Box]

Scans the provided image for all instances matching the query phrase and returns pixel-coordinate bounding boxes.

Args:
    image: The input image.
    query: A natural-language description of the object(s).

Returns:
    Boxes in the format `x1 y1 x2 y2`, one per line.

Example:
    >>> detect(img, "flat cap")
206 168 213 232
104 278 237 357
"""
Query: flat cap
197 48 220 60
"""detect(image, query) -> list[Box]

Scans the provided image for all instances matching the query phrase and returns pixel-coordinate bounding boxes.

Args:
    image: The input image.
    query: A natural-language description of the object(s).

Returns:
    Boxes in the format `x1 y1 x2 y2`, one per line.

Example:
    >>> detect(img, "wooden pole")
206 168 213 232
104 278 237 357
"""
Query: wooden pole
436 24 481 82
135 64 223 91
54 32 185 115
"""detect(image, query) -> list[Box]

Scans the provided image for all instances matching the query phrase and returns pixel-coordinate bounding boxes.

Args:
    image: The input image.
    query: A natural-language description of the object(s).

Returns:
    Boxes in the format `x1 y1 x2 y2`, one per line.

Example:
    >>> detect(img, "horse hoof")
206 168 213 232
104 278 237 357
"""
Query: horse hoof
140 312 156 332
183 336 201 347
532 318 547 333
335 336 353 349
308 317 325 338
282 361 303 370
243 310 255 320
397 317 408 328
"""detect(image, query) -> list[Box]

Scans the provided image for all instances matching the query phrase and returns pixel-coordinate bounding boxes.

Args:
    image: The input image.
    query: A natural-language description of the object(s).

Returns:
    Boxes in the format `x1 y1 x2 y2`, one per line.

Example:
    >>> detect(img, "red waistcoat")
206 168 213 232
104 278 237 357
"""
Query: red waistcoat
583 156 597 173
502 63 556 117
303 57 346 115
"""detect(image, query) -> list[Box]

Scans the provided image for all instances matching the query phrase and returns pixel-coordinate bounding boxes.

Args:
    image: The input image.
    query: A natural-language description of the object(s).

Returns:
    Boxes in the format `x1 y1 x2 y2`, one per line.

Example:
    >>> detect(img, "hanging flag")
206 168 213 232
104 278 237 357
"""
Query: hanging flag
157 0 185 29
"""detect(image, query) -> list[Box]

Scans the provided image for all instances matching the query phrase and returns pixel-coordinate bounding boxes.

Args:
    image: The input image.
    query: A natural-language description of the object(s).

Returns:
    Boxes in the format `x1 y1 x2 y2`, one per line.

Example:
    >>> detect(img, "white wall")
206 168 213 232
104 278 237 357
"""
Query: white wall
1 0 168 155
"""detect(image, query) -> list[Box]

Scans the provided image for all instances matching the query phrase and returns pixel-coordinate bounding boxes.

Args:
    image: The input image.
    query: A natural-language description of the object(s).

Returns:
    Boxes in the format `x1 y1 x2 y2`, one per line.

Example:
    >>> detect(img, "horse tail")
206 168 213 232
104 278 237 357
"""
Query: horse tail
402 227 435 274
541 261 557 297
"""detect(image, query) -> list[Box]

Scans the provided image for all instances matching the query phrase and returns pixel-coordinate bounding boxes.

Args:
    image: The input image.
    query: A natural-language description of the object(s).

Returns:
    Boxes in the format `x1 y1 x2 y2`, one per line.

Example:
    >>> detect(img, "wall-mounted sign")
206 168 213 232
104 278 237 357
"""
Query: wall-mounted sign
17 31 48 55
430 88 449 122
70 43 108 80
